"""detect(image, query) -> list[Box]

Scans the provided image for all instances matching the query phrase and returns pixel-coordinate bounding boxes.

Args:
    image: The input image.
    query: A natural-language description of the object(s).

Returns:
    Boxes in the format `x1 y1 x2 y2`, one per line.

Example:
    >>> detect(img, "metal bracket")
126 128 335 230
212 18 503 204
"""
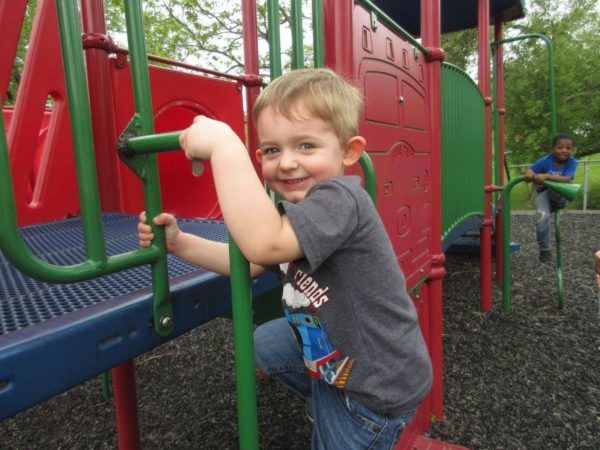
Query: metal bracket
116 113 149 180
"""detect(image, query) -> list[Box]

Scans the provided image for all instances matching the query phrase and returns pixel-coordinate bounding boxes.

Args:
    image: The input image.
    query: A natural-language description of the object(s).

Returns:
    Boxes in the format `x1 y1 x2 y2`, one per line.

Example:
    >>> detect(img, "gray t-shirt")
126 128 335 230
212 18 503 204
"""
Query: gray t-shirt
278 176 432 416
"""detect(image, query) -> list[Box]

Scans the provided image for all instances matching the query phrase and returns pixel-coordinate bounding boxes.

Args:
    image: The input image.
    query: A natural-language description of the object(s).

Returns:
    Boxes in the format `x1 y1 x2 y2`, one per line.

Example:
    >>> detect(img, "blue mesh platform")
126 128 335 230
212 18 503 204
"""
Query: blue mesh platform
0 213 280 420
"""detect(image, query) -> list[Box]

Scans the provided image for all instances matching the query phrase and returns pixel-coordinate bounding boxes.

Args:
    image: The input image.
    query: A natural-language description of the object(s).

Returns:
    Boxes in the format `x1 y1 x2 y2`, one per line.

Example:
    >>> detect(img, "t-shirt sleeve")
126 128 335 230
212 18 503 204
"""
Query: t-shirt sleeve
278 180 359 273
563 158 578 178
529 155 547 173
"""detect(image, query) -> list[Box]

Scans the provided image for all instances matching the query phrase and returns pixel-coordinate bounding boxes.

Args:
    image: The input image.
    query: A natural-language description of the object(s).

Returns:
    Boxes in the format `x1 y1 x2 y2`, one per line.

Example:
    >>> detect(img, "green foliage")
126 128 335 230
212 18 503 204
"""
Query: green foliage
104 0 313 79
503 0 600 163
5 1 37 105
441 28 477 72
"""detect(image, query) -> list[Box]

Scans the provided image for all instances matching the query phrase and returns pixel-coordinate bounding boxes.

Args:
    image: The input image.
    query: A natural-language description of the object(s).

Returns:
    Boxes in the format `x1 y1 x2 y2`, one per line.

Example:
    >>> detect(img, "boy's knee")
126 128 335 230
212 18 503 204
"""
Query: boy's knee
536 209 549 223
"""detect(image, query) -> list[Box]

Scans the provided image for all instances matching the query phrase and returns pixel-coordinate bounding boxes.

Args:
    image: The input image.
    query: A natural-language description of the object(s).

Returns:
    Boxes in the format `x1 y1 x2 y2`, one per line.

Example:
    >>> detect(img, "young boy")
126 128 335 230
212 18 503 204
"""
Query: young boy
138 68 432 449
524 133 578 263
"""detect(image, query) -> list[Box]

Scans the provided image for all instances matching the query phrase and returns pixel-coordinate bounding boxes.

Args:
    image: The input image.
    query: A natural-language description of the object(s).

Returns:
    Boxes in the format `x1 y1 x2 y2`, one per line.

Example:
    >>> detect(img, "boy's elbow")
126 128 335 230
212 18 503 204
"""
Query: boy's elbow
242 240 287 267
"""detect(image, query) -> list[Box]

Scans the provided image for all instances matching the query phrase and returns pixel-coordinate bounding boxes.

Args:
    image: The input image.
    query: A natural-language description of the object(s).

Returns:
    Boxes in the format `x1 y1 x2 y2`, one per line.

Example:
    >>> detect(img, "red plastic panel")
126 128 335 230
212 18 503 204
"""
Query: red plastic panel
110 61 247 219
4 0 79 226
0 0 27 103
350 4 433 288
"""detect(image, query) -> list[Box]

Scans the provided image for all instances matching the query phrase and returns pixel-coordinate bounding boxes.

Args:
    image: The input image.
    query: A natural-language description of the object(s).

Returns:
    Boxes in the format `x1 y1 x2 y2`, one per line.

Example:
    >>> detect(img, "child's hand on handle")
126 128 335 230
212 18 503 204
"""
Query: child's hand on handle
179 115 243 162
138 211 181 253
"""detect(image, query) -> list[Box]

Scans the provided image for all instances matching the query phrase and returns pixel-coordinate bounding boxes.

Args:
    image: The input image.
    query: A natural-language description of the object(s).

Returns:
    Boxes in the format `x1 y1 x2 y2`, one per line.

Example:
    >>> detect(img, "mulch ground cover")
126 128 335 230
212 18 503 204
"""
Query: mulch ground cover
1 212 598 449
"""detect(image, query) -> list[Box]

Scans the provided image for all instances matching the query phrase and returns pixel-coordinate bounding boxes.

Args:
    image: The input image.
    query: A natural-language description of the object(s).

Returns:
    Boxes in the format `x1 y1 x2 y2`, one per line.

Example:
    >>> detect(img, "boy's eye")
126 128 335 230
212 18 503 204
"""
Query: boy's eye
299 143 315 150
262 147 280 155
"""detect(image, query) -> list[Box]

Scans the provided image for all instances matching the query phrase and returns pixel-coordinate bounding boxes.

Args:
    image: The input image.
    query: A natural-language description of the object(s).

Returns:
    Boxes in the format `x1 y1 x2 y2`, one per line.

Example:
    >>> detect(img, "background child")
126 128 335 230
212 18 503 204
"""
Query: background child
138 68 432 449
524 133 578 263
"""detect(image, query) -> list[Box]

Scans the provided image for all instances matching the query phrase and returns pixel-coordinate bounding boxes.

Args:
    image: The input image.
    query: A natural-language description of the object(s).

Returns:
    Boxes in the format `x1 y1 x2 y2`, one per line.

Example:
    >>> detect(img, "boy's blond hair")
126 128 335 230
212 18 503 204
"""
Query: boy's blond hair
252 68 363 145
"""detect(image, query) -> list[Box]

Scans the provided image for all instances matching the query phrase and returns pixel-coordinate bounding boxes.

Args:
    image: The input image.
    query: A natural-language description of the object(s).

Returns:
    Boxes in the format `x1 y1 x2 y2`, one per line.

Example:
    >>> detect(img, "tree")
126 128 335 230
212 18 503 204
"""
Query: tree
104 0 314 78
502 0 600 162
441 28 477 73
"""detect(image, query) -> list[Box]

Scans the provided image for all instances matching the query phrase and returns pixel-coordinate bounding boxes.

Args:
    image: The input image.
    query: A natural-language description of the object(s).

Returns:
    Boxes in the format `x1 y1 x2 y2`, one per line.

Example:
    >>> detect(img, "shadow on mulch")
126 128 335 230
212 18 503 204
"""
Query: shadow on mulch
1 212 599 449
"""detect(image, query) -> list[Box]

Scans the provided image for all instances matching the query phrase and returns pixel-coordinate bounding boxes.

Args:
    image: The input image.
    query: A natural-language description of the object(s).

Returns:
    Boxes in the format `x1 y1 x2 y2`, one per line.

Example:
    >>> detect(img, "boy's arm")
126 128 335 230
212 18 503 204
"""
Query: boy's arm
179 117 304 266
139 212 265 277
532 173 572 183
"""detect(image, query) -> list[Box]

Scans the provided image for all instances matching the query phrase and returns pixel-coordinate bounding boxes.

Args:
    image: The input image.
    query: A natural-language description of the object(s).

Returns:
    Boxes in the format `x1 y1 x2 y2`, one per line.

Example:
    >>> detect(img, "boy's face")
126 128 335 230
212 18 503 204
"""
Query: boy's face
255 106 359 203
552 138 573 162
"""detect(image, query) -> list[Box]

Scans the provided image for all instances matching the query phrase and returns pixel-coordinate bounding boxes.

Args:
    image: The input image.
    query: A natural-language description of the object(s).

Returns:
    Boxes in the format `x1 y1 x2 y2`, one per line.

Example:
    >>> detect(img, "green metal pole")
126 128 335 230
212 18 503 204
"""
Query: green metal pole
126 132 181 154
124 0 173 336
290 0 304 69
229 240 259 450
267 0 282 79
56 0 106 263
491 46 501 198
555 211 564 308
359 152 377 205
501 175 524 313
311 0 324 67
491 34 556 136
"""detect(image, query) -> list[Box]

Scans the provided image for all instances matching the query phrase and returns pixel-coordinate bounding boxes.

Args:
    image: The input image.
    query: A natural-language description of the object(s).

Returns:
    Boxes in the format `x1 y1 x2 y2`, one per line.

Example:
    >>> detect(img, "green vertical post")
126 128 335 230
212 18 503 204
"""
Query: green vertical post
123 0 173 336
267 0 282 79
491 34 556 136
229 240 259 450
290 0 304 69
312 0 324 67
55 0 106 263
554 212 564 308
491 46 501 196
501 175 523 313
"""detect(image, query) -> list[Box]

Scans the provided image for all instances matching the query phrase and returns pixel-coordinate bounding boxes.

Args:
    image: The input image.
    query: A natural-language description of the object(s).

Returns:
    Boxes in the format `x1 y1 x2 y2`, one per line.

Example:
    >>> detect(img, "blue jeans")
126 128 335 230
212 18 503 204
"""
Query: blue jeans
254 318 416 450
536 189 552 251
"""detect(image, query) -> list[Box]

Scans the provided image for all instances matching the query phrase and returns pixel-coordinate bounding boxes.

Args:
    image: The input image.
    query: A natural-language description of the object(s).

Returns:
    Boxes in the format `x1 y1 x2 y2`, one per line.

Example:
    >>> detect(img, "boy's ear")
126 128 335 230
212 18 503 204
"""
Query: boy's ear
255 149 263 163
342 136 366 167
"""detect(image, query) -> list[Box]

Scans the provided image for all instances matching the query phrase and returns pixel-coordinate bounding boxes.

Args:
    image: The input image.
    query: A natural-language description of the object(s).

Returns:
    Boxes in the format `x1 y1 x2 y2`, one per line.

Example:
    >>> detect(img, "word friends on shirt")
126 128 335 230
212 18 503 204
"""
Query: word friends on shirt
280 263 330 309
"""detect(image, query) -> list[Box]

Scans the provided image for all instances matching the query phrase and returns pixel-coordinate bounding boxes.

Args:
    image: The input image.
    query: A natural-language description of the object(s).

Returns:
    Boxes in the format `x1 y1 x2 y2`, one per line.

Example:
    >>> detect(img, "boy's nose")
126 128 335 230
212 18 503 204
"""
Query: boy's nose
279 151 299 170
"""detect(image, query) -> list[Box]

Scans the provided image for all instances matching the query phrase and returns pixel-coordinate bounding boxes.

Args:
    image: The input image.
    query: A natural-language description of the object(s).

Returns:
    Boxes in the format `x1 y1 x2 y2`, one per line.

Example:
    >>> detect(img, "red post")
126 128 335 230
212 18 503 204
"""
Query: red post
112 360 141 450
478 0 493 311
81 0 121 211
241 0 261 169
323 0 354 78
494 15 505 283
0 0 28 103
421 0 445 421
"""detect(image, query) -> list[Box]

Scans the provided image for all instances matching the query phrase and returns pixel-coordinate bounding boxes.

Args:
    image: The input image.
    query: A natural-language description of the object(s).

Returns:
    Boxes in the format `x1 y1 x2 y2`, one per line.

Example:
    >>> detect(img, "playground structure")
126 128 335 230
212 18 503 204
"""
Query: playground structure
0 0 575 448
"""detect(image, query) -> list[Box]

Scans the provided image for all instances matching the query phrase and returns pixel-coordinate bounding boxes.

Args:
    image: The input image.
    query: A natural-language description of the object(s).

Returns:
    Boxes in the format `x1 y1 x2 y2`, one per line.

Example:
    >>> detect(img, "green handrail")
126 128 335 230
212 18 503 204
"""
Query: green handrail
491 34 556 136
122 0 173 336
501 176 578 312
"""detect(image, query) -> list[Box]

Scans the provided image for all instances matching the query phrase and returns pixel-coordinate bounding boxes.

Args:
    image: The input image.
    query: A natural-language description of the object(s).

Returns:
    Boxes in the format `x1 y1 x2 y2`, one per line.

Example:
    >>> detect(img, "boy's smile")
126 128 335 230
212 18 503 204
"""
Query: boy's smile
256 106 356 203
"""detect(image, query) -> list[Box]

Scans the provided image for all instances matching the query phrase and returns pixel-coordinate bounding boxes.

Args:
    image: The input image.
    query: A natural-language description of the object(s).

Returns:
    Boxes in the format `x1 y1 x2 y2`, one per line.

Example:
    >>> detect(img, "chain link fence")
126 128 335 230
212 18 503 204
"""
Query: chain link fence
507 159 600 211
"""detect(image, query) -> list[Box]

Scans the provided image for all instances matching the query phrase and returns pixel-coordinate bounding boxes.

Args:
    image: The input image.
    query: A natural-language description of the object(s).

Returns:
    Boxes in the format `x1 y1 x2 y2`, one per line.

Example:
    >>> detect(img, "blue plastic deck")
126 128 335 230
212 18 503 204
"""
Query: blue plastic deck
0 213 279 420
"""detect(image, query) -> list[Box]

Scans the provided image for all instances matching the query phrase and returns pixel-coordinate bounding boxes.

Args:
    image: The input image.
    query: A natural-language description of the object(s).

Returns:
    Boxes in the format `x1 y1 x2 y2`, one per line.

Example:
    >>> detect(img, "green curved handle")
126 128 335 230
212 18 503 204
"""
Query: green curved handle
359 152 377 205
501 175 578 312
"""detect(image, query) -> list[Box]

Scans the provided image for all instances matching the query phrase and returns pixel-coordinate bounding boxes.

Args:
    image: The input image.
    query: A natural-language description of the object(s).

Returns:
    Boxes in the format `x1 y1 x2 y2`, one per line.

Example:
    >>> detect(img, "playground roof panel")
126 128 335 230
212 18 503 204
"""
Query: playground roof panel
372 0 526 37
